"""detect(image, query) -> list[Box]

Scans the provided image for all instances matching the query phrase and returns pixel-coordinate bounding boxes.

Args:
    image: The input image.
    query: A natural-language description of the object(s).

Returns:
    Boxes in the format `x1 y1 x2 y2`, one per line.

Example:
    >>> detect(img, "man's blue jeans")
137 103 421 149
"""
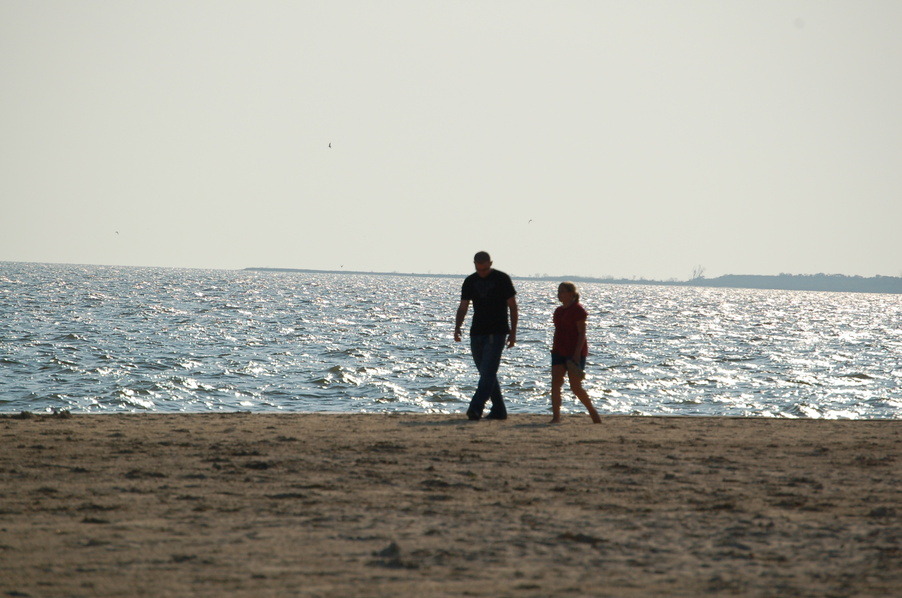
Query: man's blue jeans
468 333 507 419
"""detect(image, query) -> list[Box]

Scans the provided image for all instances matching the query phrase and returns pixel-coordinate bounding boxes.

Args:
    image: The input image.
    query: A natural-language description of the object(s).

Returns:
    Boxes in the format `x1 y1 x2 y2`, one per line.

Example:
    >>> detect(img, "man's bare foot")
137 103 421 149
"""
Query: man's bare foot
590 412 601 424
549 417 561 424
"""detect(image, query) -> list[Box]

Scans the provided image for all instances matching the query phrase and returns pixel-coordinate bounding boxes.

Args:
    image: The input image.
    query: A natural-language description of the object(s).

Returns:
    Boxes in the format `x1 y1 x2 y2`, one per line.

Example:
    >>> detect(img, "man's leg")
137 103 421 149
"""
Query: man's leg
467 335 489 419
486 375 507 420
486 333 508 418
468 334 505 420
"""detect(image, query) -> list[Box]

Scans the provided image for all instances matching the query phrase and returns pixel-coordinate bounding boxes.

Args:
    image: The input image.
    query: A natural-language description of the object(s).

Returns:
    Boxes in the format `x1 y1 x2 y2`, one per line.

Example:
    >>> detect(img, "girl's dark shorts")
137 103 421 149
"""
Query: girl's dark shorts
551 353 586 369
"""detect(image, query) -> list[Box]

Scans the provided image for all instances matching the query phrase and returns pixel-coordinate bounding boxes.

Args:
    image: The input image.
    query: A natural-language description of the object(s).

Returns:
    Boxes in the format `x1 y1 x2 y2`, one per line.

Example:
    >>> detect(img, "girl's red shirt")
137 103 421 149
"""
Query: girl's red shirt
552 302 589 357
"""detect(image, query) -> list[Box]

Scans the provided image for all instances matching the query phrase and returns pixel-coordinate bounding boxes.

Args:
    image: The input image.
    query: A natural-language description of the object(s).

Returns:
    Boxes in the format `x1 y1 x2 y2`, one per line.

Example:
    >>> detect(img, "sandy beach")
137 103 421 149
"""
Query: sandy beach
0 413 898 597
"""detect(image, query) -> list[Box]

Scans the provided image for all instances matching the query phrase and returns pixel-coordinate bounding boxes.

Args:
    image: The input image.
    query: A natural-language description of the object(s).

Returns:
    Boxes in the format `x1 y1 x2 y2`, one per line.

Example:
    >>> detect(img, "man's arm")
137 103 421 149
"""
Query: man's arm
454 299 470 342
506 296 518 347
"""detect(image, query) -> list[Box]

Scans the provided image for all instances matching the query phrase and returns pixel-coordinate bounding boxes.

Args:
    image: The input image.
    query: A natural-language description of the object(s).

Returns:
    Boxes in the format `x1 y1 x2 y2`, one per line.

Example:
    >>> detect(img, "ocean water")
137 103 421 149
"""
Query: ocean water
1 262 900 418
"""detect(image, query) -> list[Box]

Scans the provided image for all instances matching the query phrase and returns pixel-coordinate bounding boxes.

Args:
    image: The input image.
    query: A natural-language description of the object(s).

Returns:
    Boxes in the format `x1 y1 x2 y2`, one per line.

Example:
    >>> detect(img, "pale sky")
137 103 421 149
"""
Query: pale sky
2 1 900 280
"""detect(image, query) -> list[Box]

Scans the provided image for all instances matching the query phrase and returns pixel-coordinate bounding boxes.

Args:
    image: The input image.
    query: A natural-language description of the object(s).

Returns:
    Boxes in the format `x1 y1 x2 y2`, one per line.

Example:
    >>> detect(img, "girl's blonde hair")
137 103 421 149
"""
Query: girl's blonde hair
559 281 580 302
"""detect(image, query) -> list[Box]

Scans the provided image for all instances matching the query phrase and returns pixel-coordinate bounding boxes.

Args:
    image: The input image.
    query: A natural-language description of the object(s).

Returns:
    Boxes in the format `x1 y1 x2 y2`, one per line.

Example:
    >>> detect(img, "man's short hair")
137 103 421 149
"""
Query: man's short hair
473 251 491 264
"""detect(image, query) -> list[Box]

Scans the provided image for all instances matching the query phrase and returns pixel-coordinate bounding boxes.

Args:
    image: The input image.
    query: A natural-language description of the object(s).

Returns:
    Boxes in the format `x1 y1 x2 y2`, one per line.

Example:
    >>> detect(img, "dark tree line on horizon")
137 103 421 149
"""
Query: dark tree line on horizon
551 272 902 294
246 268 901 294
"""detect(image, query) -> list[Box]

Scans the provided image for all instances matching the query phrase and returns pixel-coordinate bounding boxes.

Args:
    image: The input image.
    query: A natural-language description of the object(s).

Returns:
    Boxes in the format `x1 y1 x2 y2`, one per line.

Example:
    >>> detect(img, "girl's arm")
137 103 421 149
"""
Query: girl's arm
572 318 587 362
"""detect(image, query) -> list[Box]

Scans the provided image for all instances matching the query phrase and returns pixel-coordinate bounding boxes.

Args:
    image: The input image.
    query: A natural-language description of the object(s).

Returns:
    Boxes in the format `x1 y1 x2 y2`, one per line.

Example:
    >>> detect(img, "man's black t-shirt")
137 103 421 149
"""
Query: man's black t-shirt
460 269 516 335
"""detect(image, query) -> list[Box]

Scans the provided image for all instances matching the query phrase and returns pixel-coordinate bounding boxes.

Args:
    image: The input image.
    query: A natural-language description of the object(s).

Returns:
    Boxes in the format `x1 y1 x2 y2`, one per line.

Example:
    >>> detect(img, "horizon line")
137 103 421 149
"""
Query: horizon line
2 260 900 288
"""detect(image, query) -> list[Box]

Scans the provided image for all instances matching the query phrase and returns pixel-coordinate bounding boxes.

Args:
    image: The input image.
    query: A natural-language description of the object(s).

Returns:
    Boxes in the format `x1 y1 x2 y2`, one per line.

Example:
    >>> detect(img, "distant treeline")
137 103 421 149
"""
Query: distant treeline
245 268 902 294
690 274 902 294
540 273 902 294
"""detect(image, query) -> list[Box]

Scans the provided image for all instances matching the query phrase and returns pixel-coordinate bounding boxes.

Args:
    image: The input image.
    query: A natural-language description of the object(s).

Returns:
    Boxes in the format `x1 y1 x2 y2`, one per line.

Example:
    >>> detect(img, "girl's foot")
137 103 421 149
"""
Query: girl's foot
590 412 601 424
549 417 561 424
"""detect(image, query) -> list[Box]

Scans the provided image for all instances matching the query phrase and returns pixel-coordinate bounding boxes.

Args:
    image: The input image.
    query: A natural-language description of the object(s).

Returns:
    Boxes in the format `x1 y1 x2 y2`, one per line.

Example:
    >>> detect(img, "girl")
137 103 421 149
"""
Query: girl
551 282 601 424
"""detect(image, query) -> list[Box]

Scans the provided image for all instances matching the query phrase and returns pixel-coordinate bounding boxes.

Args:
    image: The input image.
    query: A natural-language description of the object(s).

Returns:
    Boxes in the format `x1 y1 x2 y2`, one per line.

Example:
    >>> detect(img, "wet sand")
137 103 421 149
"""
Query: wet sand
0 413 899 597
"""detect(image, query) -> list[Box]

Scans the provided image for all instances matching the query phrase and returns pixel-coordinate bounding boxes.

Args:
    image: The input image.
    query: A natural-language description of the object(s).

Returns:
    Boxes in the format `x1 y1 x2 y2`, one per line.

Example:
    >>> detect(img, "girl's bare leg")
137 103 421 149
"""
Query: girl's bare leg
568 373 601 423
550 364 566 423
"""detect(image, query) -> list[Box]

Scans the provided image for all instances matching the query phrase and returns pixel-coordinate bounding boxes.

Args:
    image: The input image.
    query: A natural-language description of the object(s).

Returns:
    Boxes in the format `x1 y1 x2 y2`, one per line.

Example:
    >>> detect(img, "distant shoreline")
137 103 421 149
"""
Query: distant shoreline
245 267 902 294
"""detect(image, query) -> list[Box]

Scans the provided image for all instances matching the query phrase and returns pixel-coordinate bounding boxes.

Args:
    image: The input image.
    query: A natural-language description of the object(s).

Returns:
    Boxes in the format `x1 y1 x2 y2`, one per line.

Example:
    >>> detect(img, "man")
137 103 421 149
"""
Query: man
454 251 518 420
